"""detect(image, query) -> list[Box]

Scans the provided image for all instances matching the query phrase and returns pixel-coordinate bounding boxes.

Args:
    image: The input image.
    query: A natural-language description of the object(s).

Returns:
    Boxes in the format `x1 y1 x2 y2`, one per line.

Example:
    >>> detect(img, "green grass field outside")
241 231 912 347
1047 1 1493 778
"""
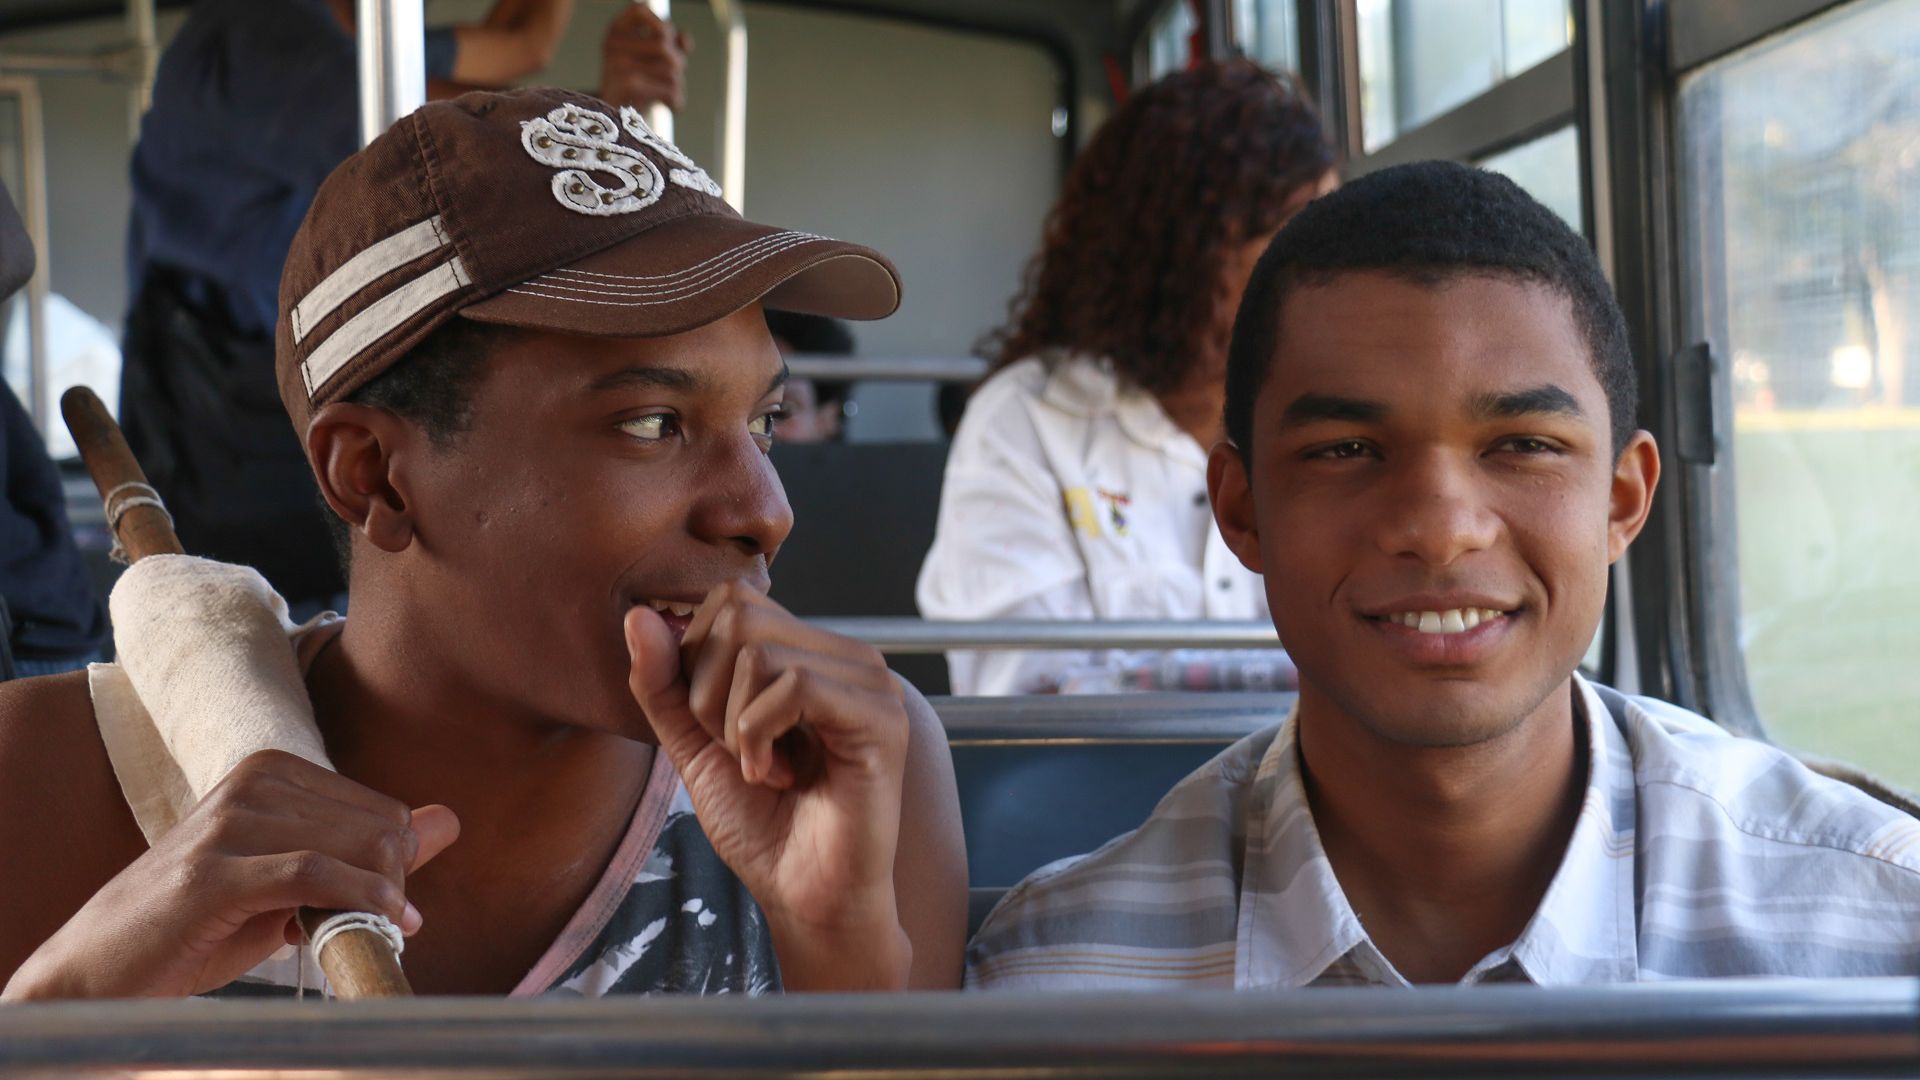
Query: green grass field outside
1733 418 1920 793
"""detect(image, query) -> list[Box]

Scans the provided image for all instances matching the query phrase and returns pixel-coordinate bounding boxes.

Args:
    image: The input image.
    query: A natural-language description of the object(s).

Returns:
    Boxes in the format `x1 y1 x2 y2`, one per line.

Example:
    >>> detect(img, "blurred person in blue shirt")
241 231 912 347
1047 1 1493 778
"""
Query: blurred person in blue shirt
0 184 106 679
120 0 687 612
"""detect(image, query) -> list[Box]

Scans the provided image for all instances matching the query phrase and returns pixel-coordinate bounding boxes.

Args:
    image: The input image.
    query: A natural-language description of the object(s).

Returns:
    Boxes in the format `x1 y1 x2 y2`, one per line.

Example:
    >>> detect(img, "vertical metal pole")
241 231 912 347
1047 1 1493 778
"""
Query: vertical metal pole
1333 0 1364 159
710 0 746 212
641 0 673 143
357 0 426 147
126 0 157 136
0 77 50 433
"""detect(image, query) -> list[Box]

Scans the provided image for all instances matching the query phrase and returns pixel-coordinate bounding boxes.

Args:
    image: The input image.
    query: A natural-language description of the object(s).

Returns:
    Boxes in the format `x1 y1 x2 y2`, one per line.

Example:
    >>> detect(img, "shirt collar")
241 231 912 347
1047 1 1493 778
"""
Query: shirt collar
1035 353 1206 467
1236 674 1640 988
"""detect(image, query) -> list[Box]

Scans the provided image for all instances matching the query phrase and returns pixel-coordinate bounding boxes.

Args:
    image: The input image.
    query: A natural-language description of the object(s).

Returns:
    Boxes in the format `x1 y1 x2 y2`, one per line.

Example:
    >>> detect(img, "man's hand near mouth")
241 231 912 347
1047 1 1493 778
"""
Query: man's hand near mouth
624 580 914 991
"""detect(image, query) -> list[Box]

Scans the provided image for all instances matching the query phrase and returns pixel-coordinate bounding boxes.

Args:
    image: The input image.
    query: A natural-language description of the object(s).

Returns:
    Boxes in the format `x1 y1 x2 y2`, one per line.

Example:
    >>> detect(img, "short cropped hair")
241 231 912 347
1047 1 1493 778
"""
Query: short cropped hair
320 316 501 570
1224 161 1636 459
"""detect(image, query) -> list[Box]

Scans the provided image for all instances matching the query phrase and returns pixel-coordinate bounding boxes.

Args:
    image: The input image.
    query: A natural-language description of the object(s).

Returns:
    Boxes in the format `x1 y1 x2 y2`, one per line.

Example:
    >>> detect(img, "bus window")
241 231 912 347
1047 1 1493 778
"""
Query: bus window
1478 123 1581 228
1357 0 1571 152
1229 0 1300 74
1678 0 1920 791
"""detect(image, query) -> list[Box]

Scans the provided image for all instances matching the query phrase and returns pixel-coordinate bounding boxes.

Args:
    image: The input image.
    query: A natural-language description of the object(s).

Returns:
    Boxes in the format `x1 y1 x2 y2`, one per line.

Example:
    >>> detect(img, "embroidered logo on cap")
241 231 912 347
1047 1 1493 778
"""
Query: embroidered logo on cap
521 104 720 216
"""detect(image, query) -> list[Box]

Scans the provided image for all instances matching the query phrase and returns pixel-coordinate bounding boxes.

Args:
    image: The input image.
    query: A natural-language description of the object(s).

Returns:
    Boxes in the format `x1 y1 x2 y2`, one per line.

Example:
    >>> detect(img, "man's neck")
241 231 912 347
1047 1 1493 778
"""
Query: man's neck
1296 680 1587 984
303 607 655 992
308 613 645 809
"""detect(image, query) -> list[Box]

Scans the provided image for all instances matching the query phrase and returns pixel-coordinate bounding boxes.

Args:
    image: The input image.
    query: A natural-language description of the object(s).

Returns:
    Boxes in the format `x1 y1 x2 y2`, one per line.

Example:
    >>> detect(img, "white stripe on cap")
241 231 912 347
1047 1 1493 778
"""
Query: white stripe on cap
301 256 471 397
292 216 449 344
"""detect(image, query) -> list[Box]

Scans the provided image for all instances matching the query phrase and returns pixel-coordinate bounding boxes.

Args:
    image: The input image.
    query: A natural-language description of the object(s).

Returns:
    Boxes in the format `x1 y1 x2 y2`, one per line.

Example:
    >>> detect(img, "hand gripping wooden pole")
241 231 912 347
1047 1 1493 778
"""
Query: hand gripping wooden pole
60 386 414 1000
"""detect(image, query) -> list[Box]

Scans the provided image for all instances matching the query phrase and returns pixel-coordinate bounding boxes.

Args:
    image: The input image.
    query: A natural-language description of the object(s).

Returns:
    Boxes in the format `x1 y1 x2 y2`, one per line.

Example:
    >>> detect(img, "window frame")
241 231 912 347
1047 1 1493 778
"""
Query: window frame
1595 0 1858 734
1302 0 1868 722
1330 0 1580 176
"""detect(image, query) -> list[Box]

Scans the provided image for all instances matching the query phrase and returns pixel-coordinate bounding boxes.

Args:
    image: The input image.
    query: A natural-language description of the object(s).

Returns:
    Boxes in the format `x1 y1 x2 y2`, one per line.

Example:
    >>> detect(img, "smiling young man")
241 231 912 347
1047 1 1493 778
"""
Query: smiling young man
967 161 1920 989
0 88 965 999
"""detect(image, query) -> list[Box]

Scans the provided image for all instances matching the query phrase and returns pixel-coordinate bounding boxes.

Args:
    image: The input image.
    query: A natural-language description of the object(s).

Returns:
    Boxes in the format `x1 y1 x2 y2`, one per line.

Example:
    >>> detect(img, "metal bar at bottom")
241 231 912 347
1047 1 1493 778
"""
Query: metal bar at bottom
812 618 1281 653
1 981 1916 1077
357 0 426 146
783 354 987 384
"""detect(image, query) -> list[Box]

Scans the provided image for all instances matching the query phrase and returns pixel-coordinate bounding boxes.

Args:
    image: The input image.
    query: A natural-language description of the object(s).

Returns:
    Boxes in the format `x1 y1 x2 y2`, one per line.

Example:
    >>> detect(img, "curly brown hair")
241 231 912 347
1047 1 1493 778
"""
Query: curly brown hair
980 61 1335 398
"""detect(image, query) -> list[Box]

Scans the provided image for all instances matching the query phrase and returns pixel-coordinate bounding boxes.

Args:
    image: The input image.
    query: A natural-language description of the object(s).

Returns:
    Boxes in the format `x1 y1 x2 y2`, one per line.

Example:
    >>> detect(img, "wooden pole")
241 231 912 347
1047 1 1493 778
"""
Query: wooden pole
60 386 413 1000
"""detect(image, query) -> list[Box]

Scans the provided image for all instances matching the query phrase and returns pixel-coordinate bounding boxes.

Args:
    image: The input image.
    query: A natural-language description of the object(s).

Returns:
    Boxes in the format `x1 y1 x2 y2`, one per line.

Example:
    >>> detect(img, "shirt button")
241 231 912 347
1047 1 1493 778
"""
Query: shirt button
1218 578 1233 591
1193 492 1207 506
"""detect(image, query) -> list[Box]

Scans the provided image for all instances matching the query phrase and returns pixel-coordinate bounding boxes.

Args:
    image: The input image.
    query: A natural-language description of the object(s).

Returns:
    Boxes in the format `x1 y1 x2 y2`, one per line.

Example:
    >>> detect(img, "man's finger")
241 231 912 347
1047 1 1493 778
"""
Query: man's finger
234 852 410 925
734 667 903 790
724 642 891 761
625 605 716 770
223 749 413 829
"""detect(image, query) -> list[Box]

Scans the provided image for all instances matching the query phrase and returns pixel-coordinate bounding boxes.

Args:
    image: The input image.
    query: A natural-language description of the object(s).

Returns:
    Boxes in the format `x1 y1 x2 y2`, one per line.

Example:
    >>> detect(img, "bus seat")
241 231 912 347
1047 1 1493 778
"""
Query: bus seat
1798 754 1920 820
939 693 1290 892
768 440 950 694
967 887 1006 939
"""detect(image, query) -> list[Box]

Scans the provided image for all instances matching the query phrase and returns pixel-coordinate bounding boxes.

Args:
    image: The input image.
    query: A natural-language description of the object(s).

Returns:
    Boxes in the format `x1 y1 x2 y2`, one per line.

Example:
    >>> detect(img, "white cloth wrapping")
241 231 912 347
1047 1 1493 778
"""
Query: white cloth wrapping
90 555 334 843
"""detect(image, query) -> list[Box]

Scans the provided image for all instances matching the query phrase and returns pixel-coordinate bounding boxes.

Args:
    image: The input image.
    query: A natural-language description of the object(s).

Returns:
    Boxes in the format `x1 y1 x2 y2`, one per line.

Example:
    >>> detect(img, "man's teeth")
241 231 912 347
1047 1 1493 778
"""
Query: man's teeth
645 599 697 618
1389 608 1504 634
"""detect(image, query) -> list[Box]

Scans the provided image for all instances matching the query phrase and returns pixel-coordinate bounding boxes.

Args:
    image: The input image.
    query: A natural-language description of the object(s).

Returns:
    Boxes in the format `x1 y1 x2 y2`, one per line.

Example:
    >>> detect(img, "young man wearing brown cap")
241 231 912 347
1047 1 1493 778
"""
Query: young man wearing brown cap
0 88 965 998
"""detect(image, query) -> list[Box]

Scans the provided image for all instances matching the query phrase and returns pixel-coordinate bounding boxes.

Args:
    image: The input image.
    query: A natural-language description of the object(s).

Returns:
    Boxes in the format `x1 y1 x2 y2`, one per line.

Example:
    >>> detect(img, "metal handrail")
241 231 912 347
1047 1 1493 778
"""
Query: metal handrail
935 691 1293 744
812 617 1281 653
784 354 988 383
3 981 1916 1077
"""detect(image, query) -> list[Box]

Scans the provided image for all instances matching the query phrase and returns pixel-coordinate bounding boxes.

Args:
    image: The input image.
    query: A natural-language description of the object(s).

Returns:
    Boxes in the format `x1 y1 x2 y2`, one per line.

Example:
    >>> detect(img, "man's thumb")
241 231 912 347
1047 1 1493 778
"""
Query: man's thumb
625 605 682 703
407 804 460 872
624 606 709 763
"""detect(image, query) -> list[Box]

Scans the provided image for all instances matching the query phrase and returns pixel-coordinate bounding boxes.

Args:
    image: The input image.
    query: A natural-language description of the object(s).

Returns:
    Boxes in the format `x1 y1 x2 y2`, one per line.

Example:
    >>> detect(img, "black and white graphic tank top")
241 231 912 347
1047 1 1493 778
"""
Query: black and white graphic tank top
213 750 781 998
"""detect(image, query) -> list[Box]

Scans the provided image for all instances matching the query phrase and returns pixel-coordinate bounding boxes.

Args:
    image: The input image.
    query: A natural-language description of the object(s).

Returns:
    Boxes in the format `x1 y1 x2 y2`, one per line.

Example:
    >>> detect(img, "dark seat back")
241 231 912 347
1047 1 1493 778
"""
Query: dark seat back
768 440 950 694
940 692 1292 914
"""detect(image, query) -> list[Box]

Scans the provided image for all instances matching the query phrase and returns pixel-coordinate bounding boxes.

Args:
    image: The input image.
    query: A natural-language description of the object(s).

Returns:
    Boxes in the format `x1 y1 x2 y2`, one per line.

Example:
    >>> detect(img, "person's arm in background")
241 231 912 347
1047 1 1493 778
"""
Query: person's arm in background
428 3 688 116
915 391 1117 697
446 0 574 86
595 4 690 111
422 0 574 98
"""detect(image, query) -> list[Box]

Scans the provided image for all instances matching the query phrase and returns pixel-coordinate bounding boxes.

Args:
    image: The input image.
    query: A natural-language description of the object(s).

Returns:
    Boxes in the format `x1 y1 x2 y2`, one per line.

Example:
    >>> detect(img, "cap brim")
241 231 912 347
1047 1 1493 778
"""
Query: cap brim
459 213 900 338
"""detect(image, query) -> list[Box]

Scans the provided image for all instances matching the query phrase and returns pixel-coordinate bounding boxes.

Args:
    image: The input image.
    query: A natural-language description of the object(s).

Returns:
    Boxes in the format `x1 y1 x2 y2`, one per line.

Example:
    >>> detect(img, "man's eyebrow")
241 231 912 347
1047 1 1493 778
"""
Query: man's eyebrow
1278 393 1389 428
586 366 701 394
766 364 790 396
1471 384 1584 421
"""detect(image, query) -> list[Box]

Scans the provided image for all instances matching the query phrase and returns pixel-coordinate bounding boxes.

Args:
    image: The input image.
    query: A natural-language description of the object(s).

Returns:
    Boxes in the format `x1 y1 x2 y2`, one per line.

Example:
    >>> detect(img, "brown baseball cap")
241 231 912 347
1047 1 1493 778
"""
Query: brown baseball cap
276 87 901 432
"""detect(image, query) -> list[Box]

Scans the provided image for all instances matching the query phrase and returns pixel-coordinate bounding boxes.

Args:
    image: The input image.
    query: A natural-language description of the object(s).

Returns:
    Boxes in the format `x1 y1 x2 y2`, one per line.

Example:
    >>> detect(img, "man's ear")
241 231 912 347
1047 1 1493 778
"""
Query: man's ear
307 402 418 555
1208 440 1266 575
1607 429 1661 563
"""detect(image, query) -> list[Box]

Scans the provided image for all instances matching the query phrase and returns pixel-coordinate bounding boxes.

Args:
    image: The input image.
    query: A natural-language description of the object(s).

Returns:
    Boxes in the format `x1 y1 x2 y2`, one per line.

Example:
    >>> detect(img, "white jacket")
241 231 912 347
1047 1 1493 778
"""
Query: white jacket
916 354 1268 695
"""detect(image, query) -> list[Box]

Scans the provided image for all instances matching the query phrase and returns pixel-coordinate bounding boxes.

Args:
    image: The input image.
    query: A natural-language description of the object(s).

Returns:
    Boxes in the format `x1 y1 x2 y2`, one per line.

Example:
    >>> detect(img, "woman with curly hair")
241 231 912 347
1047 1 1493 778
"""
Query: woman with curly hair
917 61 1336 696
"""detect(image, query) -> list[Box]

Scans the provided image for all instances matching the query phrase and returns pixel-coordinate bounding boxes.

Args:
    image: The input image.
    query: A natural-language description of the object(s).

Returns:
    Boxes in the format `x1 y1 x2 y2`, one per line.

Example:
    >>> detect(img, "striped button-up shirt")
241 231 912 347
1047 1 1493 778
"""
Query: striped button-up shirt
966 676 1920 988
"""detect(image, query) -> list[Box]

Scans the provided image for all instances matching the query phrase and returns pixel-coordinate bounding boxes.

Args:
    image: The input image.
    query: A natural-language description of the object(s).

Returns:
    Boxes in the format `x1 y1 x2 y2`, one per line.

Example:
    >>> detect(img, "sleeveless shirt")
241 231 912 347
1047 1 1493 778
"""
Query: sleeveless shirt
197 622 781 998
211 750 781 998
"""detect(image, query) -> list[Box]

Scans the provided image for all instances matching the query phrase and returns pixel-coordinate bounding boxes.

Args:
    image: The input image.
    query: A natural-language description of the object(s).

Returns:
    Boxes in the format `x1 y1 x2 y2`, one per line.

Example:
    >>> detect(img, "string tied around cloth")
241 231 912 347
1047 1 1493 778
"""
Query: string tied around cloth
101 481 174 564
